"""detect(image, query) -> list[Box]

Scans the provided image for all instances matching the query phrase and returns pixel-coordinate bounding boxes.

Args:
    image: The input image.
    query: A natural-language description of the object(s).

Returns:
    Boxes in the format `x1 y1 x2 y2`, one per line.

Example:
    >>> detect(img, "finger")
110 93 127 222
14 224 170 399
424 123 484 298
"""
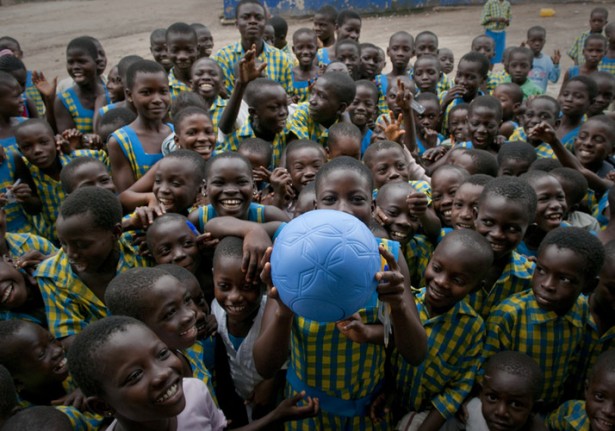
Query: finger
257 62 268 74
377 245 399 273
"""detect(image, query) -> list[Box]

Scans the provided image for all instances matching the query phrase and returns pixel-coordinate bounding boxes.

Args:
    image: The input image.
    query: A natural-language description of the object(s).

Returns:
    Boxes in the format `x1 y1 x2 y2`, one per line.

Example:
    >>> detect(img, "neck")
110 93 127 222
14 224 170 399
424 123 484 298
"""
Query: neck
321 36 334 47
41 158 63 180
227 306 260 337
77 78 99 94
173 67 190 84
134 115 166 132
561 113 583 127
390 65 408 76
252 119 277 142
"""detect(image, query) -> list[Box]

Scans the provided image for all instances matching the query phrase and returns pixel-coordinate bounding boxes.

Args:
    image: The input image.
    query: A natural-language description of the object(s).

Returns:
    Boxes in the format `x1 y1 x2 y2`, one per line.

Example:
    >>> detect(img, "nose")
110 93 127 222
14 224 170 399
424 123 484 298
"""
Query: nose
228 287 243 303
387 168 400 181
541 273 557 292
303 168 317 181
50 339 64 360
459 205 474 221
494 401 509 418
152 358 174 388
489 225 506 241
171 247 187 263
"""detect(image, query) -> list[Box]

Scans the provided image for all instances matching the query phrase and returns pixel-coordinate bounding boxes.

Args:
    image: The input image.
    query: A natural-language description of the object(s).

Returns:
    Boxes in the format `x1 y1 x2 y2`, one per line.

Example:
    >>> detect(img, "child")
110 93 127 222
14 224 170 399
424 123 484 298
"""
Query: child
414 31 439 59
269 16 293 60
557 76 596 151
510 95 561 159
291 28 319 104
463 149 499 177
599 22 615 74
0 55 39 119
165 22 198 101
98 107 137 144
485 226 604 411
316 9 362 69
0 320 103 429
526 26 561 93
34 187 147 347
190 58 229 137
572 115 615 178
568 7 608 66
238 138 274 193
440 103 469 147
0 257 50 325
327 122 362 160
149 28 172 72
107 60 172 192
391 229 492 430
347 79 378 155
0 71 27 154
313 5 337 50
598 188 615 245
253 156 427 429
59 156 115 195
335 39 361 81
360 43 380 81
503 47 543 99
471 176 536 319
450 173 493 231
191 22 214 59
362 140 431 190
497 141 536 177
1 406 74 431
431 164 470 230
376 31 414 116
414 54 442 96
467 351 545 431
213 0 293 96
54 37 109 134
14 118 108 240
588 71 615 117
480 0 511 64
288 71 356 147
551 167 600 232
493 83 522 138
548 349 615 430
438 48 455 76
460 95 502 154
563 34 607 83
414 93 443 156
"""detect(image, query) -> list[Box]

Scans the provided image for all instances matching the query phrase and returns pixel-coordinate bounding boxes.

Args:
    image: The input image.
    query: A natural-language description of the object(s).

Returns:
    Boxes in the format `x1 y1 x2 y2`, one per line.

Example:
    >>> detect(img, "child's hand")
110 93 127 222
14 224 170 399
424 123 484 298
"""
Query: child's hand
239 44 267 84
246 377 277 408
528 121 557 144
31 70 57 101
551 49 561 65
82 133 102 150
61 129 83 151
336 313 373 344
369 392 394 424
196 232 220 250
253 165 272 184
374 206 392 228
13 250 50 274
407 192 428 218
272 391 319 423
11 182 33 203
270 167 294 199
441 85 465 107
395 78 414 114
131 204 165 229
375 245 406 310
606 171 615 182
421 146 448 165
52 388 88 411
260 247 293 315
243 226 273 283
376 112 406 143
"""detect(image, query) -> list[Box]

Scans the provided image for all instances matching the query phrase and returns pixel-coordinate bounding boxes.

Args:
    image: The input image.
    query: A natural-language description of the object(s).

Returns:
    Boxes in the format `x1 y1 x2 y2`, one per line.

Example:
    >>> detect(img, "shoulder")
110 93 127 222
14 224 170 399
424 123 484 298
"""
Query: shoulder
34 251 69 279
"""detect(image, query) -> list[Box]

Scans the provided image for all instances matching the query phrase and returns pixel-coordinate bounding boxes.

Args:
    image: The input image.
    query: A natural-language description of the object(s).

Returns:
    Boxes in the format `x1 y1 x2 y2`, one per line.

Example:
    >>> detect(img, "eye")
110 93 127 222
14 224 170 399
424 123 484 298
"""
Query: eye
126 369 144 385
163 307 176 321
157 347 171 360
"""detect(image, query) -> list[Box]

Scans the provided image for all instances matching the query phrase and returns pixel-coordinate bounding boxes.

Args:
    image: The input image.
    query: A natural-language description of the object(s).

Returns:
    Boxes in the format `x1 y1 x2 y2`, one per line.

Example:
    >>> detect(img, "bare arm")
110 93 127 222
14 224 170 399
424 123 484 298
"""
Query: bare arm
107 135 136 193
53 95 75 134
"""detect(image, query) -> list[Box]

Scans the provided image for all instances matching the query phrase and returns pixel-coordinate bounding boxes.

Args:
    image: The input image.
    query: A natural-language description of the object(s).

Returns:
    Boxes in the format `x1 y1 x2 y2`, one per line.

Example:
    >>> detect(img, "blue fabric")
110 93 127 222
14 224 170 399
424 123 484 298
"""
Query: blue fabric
486 29 506 64
360 129 373 157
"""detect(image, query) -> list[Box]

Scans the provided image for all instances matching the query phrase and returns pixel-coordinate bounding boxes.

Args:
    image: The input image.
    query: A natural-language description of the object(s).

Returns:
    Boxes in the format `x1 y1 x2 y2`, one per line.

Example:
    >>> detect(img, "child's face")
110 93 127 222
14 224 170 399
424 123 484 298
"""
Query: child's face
385 79 415 117
251 84 288 134
313 13 335 42
16 123 57 169
293 33 318 68
150 37 172 71
468 106 500 150
498 157 531 177
315 168 373 225
387 34 414 71
106 67 124 103
583 39 606 67
472 38 495 60
451 183 484 230
263 25 275 45
590 12 608 33
585 371 615 431
415 100 441 133
287 147 326 192
493 87 518 121
448 109 469 142
8 323 68 389
0 261 28 310
175 113 216 161
205 158 254 218
367 147 409 189
68 161 116 194
348 85 378 128
574 120 614 170
523 98 559 134
336 18 361 42
432 169 465 227
531 176 567 232
66 48 97 83
532 244 586 315
182 275 209 340
149 220 200 272
141 275 197 350
455 60 485 99
480 369 535 431
559 81 592 118
424 238 482 313
589 76 615 116
309 79 343 126
415 35 438 58
96 324 186 423
376 186 420 244
449 149 475 173
294 188 316 217
126 71 170 121
476 195 529 260
527 31 546 57
154 159 200 213
56 212 118 273
414 58 440 93
505 53 532 86
166 33 198 72
194 27 214 58
213 254 262 323
438 49 455 74
0 82 24 117
191 58 222 100
328 136 361 160
336 44 361 79
360 47 380 80
592 255 615 317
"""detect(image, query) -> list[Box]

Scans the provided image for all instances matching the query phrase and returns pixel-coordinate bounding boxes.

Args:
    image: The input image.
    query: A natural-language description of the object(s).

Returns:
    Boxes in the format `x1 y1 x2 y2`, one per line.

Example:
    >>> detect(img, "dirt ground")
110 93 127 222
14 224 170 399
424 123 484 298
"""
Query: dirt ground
0 0 610 96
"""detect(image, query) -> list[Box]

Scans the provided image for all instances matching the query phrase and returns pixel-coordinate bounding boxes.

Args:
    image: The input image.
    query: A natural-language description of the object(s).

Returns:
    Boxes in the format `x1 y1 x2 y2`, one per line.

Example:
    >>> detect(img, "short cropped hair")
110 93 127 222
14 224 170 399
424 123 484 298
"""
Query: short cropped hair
565 76 598 101
439 229 493 269
0 364 17 420
238 137 273 167
416 31 438 45
66 36 98 60
0 55 25 74
117 55 143 81
336 10 361 27
588 349 615 384
484 351 544 399
60 157 109 194
527 26 546 38
213 236 244 267
315 155 373 194
496 82 523 105
100 107 137 130
245 78 285 107
529 158 562 172
285 139 326 164
550 167 589 207
480 176 537 221
1 406 72 431
269 16 288 38
506 46 533 64
362 140 405 167
316 5 337 23
328 122 362 143
162 149 207 183
584 33 607 49
166 22 197 41
125 59 166 90
460 51 490 78
319 71 357 105
464 149 499 177
469 95 503 122
497 142 537 166
205 152 252 179
59 186 122 230
463 173 495 186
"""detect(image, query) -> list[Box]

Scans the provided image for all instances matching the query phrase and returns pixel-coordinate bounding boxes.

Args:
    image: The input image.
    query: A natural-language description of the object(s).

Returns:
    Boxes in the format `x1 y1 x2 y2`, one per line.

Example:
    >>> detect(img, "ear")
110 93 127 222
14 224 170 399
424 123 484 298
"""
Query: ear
325 146 331 160
337 102 348 117
125 88 133 104
86 395 114 417
248 106 256 119
554 117 562 129
112 222 122 240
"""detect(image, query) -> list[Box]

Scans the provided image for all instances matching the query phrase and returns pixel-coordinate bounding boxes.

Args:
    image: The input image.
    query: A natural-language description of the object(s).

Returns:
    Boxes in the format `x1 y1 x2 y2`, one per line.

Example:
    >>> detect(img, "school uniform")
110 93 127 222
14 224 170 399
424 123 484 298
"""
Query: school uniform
375 71 413 117
480 0 511 64
292 70 311 104
221 120 287 168
288 102 336 147
316 47 331 69
193 202 266 233
168 68 192 102
392 288 484 424
5 231 57 258
465 251 535 319
561 123 583 152
568 30 596 66
403 234 433 289
484 289 589 408
486 70 507 95
25 70 45 117
439 89 485 135
97 101 118 119
111 124 172 180
599 56 615 74
35 233 148 340
546 400 589 431
57 87 110 133
508 127 556 158
0 117 27 154
0 149 38 235
183 342 217 404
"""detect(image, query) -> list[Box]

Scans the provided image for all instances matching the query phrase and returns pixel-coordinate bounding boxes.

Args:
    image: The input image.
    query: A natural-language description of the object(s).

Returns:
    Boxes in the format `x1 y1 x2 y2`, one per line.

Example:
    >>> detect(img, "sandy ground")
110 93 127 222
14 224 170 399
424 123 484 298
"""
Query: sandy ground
0 0 610 96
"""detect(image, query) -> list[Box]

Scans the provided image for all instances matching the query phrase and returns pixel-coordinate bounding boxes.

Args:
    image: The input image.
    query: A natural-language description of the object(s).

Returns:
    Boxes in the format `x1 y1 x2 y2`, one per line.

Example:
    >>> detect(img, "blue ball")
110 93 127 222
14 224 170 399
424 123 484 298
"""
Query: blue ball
271 209 381 322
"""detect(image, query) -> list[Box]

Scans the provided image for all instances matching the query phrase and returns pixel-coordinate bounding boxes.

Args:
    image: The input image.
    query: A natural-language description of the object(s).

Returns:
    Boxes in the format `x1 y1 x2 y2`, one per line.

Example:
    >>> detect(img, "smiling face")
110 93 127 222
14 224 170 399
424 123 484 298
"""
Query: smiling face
348 84 378 129
205 157 254 218
448 108 469 143
589 75 615 116
431 168 466 227
0 81 24 118
0 261 28 310
174 113 216 161
468 106 500 150
148 220 200 273
480 369 535 431
336 18 361 42
96 324 186 424
286 146 326 193
293 32 318 69
126 71 170 121
194 27 214 58
315 168 373 225
213 254 262 324
191 58 222 101
166 32 198 73
559 80 592 118
367 146 409 189
150 37 172 72
455 60 485 99
438 49 454 74
66 48 98 84
16 122 58 170
68 161 116 194
585 367 615 431
574 120 614 171
530 176 567 232
522 98 560 139
153 158 200 213
451 182 484 231
376 184 420 244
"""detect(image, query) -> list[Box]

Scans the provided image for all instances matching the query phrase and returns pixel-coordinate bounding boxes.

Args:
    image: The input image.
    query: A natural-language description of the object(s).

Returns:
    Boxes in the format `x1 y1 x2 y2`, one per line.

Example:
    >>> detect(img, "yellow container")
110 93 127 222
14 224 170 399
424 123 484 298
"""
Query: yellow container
540 8 556 17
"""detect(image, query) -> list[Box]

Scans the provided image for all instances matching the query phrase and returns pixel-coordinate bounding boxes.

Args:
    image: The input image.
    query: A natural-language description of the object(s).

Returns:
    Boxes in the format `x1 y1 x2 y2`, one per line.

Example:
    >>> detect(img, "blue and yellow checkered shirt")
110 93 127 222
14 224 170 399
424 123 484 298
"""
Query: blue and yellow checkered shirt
57 88 101 133
288 102 335 147
484 289 589 406
35 234 148 339
486 70 507 95
599 56 615 75
221 120 287 169
546 400 588 431
213 42 293 96
5 231 57 258
465 251 535 319
183 342 217 404
568 31 593 66
480 0 511 31
394 288 484 419
0 150 38 235
168 68 192 103
25 71 45 117
193 202 265 233
403 234 433 289
509 127 556 158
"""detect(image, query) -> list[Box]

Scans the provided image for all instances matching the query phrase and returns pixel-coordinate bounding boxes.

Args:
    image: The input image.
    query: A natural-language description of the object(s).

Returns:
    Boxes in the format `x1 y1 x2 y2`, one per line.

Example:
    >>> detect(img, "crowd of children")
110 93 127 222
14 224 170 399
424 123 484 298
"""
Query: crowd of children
0 0 614 429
